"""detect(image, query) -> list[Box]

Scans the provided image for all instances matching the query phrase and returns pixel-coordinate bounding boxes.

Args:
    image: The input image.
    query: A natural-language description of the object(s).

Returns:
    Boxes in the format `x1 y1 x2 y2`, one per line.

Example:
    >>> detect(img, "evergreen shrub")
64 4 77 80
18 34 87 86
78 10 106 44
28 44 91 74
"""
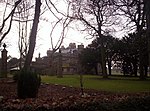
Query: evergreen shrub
17 70 41 99
13 72 19 82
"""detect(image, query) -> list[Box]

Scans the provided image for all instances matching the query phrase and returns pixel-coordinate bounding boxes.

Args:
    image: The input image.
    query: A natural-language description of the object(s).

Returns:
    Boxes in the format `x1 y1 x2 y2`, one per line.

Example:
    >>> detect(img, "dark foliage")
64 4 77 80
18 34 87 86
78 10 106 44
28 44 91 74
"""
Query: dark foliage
17 70 41 99
12 72 19 82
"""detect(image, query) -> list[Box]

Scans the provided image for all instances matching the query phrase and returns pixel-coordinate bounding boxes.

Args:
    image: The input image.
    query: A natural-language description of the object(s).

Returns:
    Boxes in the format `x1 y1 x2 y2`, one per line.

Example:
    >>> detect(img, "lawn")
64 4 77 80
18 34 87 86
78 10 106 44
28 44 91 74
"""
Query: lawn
41 75 150 93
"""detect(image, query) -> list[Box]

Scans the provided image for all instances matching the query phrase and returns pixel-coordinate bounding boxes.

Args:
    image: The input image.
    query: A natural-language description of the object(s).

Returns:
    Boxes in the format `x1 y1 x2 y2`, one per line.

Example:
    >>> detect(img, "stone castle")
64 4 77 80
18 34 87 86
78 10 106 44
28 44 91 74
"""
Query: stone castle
31 43 84 75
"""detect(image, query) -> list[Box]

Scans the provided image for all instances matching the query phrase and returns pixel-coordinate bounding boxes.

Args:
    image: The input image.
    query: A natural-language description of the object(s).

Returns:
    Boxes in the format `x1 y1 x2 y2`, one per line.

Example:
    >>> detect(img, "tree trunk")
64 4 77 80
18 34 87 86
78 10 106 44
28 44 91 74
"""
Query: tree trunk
100 40 107 78
139 38 145 80
107 57 112 76
98 23 107 78
136 20 145 79
57 50 63 78
145 0 150 66
94 64 98 75
144 65 148 77
23 0 41 71
133 61 138 77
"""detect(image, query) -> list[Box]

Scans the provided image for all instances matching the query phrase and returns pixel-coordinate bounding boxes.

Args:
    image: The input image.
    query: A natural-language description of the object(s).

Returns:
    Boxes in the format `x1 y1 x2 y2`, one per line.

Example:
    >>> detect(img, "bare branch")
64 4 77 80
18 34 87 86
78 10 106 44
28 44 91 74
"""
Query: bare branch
54 18 72 51
0 0 22 43
50 18 62 50
13 19 33 22
45 0 73 53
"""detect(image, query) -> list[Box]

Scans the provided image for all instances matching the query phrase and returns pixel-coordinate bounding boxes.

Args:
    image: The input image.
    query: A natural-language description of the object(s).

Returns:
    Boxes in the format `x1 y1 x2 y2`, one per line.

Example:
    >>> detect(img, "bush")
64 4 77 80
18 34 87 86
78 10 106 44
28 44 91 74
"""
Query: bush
13 72 19 82
17 70 41 99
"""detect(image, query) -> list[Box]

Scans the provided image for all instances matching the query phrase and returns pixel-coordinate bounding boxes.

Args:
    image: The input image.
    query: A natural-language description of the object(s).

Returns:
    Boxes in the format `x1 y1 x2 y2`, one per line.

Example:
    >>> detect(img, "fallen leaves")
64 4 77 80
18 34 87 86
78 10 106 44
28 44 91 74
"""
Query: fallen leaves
0 78 150 110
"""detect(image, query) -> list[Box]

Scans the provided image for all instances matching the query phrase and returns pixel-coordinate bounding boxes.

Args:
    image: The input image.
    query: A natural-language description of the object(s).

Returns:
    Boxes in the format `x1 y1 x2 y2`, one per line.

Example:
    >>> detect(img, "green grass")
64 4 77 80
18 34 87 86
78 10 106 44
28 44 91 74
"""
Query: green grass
41 75 150 93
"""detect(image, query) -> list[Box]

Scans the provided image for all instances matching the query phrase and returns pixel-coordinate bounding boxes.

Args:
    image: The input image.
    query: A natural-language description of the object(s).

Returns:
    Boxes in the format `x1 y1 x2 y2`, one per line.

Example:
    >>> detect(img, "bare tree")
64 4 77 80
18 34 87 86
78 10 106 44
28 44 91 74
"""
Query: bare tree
71 0 118 78
45 0 73 54
0 0 22 44
23 0 41 71
14 1 33 69
13 0 47 70
0 0 42 73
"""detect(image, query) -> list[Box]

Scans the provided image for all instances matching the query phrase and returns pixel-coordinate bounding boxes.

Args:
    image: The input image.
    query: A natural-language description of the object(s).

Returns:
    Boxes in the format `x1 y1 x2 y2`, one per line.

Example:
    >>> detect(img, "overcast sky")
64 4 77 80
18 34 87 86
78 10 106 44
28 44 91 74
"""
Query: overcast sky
2 20 92 60
0 1 93 60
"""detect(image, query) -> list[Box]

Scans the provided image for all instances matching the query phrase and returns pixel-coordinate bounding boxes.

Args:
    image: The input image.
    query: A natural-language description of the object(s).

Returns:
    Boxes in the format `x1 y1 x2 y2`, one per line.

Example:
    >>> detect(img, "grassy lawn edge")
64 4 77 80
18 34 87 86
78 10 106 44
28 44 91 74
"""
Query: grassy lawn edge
41 75 150 93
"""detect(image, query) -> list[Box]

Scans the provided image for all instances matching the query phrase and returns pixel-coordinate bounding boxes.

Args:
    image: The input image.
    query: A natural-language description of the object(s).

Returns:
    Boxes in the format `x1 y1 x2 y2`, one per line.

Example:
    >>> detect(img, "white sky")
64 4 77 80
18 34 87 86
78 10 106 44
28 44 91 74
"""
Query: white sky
0 1 93 60
3 20 92 60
